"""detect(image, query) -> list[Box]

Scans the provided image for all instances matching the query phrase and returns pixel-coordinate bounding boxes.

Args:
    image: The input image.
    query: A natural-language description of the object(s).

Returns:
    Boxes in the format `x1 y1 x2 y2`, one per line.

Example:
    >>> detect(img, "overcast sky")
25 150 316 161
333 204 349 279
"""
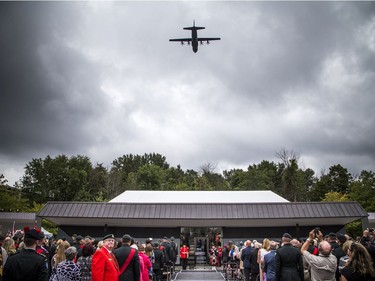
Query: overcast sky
1 1 375 185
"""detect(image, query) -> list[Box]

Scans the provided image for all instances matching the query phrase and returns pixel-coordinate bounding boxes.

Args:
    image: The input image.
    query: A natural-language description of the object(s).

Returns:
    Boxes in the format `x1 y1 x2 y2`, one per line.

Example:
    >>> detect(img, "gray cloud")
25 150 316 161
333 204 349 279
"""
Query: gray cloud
1 1 374 184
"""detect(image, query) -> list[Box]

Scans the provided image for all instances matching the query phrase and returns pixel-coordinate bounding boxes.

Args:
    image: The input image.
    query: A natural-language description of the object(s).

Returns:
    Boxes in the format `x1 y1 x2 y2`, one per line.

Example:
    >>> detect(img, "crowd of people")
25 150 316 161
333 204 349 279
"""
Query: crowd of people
217 228 375 281
0 228 179 281
0 226 375 281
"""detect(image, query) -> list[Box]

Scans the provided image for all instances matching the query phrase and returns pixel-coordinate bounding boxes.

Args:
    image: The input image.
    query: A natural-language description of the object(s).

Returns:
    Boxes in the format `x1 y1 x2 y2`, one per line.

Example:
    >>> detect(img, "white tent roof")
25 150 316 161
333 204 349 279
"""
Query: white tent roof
109 190 289 203
41 227 53 238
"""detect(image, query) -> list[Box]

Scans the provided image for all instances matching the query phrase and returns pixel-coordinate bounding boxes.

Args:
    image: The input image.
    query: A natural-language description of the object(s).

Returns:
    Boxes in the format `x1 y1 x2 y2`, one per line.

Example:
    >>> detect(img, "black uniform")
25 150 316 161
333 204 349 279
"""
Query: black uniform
161 241 172 263
153 247 165 281
113 244 140 281
3 248 48 281
249 247 260 281
275 244 304 281
170 240 177 263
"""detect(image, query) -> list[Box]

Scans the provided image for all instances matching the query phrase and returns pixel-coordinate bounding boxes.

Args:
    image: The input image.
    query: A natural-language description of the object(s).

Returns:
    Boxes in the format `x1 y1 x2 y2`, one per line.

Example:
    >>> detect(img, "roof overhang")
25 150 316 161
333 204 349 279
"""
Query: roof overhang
0 212 36 224
45 217 361 228
38 201 368 228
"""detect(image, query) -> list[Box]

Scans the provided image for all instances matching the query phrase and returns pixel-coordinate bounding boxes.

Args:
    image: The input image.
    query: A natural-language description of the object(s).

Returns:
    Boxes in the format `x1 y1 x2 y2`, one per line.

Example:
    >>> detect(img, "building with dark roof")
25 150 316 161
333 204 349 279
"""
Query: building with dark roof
37 191 368 243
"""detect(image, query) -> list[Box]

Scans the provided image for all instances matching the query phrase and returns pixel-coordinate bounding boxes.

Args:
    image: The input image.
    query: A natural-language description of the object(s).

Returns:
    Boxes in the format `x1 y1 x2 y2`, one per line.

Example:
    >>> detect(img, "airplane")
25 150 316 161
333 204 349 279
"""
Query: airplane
169 20 221 53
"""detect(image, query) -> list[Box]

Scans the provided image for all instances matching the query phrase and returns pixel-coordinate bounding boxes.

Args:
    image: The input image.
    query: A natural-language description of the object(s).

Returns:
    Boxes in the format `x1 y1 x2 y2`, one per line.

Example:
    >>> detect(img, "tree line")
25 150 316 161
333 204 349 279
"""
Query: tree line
1 151 374 214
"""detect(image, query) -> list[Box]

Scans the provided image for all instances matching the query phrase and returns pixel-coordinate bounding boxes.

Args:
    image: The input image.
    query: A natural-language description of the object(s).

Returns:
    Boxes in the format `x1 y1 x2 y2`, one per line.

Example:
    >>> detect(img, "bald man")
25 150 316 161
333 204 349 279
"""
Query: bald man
301 229 337 281
240 240 253 281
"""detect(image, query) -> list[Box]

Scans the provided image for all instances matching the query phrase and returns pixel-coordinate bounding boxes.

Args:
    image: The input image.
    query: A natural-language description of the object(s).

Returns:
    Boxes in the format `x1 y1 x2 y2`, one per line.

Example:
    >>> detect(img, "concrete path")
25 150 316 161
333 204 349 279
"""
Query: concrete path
173 269 225 281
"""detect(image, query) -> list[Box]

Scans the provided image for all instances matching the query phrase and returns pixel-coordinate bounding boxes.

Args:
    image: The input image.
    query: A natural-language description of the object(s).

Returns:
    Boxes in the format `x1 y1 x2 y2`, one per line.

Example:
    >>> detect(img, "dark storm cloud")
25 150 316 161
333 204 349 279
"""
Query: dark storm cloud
213 2 371 105
1 1 374 184
0 2 113 158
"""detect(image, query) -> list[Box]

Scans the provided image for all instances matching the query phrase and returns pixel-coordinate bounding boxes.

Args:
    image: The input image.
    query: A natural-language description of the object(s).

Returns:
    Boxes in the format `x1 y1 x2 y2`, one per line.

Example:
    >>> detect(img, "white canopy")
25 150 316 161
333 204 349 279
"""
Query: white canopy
109 190 289 203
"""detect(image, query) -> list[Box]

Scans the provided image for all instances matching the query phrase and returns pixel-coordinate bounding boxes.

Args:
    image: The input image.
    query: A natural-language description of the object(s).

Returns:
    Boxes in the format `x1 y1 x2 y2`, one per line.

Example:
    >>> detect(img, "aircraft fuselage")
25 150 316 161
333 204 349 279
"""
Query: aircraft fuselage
192 29 198 53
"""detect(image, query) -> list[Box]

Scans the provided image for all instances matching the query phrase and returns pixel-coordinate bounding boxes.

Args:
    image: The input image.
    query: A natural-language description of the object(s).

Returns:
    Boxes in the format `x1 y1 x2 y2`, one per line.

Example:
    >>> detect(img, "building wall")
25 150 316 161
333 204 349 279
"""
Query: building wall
57 224 346 241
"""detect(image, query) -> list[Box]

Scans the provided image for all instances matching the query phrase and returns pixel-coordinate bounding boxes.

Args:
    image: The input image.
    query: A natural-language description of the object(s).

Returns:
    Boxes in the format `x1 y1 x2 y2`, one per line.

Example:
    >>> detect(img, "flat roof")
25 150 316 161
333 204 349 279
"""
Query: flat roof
109 190 289 203
38 201 367 228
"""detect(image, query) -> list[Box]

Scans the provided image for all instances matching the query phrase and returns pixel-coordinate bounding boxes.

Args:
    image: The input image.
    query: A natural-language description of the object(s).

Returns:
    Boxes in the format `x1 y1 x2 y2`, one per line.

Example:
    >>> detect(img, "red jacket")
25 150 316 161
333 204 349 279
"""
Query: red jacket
139 252 152 281
180 246 189 259
92 247 119 281
217 247 223 258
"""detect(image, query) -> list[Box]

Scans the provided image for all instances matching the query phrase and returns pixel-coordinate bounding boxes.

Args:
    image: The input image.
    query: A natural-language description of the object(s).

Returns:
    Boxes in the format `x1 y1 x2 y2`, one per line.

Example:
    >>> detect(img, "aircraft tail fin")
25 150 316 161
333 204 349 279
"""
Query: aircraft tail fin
183 20 205 30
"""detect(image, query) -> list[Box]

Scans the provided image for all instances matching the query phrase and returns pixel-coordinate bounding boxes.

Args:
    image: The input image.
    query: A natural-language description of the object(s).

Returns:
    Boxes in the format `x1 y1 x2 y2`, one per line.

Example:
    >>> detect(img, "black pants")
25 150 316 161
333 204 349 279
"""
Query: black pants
244 268 251 281
250 273 259 281
153 268 162 281
181 258 188 270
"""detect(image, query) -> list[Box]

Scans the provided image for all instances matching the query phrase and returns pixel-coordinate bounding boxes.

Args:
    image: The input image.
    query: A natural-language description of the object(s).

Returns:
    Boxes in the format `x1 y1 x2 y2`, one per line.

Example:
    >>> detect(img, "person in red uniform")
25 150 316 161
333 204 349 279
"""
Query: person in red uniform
92 234 119 281
180 243 189 270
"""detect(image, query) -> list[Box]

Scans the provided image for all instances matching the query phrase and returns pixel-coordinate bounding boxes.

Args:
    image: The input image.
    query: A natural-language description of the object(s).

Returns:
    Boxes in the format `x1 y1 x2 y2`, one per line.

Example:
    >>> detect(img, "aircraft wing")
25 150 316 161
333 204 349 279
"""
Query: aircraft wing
197 37 221 41
169 38 192 42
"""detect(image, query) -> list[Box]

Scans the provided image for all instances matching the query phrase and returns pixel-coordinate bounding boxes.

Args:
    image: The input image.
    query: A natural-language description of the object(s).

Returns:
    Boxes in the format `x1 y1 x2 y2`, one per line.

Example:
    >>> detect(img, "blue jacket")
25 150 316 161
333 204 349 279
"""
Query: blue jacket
241 246 253 269
263 250 277 281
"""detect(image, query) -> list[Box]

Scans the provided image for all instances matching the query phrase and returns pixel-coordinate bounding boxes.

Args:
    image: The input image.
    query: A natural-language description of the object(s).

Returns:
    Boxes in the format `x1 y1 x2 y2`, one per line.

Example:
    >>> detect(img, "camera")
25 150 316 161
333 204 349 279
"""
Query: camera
314 227 320 236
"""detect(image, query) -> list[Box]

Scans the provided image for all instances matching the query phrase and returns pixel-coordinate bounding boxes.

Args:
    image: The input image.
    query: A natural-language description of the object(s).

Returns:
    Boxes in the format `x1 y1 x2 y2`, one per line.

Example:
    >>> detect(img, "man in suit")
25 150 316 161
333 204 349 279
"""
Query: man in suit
240 240 253 281
92 234 119 281
113 234 140 281
153 242 165 281
275 233 304 281
249 242 260 281
3 228 48 281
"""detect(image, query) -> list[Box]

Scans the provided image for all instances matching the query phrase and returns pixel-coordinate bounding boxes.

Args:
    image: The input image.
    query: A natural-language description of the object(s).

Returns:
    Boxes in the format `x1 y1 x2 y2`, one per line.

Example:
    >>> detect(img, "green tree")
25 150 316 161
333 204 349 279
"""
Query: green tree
0 174 8 185
164 165 186 190
327 164 352 194
199 163 227 190
322 191 350 202
79 163 108 201
223 168 248 190
224 161 282 191
21 155 96 205
109 153 170 193
183 169 199 189
134 164 165 190
0 184 28 211
309 172 330 201
309 165 353 202
247 161 278 191
349 170 375 212
275 149 307 201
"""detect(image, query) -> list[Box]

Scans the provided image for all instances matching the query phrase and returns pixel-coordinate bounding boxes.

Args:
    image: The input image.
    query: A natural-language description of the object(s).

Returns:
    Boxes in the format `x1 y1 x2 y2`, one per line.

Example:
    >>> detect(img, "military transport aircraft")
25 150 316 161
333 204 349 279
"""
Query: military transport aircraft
169 21 221 53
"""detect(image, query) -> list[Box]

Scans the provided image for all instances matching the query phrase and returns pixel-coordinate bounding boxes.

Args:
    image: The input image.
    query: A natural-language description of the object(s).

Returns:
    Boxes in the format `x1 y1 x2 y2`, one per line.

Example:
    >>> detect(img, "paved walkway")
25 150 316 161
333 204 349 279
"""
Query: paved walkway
173 269 225 281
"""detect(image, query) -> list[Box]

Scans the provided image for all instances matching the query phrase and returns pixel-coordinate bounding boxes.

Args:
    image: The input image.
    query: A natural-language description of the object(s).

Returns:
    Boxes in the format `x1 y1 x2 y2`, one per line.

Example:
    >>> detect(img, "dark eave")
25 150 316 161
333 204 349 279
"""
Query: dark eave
37 201 367 228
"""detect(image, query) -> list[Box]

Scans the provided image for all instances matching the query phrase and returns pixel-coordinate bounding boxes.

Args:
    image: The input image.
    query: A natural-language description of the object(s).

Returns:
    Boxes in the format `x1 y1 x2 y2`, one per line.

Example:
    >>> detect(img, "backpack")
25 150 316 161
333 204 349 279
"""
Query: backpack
159 246 168 264
170 242 177 261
